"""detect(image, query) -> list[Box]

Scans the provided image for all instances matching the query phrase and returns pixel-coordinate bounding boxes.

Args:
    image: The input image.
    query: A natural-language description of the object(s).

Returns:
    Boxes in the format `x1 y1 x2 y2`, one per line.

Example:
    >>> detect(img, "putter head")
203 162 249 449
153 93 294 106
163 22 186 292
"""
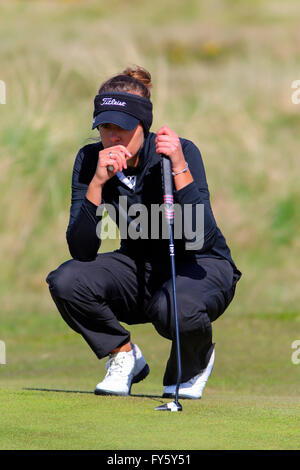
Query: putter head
155 400 182 412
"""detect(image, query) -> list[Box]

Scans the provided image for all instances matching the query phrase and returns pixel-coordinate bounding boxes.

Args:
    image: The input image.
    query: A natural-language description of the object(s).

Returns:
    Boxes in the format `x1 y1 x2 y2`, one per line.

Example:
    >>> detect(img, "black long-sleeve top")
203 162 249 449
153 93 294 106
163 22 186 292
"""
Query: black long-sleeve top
66 132 241 277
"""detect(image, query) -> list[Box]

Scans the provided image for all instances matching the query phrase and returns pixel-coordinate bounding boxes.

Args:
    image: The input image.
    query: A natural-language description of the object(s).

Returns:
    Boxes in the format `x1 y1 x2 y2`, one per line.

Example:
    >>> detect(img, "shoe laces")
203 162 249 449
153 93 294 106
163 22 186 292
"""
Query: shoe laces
105 352 127 376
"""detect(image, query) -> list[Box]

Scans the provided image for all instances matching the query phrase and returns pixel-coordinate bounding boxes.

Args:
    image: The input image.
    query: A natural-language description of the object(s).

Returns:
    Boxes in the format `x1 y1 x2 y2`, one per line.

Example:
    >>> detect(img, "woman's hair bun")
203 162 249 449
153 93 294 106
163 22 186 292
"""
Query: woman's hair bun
98 65 152 98
122 66 152 91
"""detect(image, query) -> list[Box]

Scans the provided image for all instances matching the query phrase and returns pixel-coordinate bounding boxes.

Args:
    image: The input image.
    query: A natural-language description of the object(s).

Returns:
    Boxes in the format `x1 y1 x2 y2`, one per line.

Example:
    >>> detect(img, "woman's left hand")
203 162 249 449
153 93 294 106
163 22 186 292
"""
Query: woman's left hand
155 126 186 173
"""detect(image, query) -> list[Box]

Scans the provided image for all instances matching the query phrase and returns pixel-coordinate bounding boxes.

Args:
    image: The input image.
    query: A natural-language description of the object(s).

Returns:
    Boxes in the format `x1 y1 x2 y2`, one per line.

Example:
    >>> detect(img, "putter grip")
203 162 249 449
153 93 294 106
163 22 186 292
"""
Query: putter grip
161 155 174 224
161 155 173 196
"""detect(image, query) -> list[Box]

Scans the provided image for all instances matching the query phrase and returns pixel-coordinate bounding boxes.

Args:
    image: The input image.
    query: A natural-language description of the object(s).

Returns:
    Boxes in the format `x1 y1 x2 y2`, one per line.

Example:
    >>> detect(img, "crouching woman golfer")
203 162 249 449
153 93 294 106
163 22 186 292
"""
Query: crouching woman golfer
46 66 241 399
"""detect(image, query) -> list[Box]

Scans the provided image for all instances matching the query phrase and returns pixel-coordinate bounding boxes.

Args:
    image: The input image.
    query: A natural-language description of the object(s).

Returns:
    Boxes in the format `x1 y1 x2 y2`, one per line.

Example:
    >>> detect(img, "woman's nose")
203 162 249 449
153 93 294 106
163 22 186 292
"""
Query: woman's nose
109 130 121 143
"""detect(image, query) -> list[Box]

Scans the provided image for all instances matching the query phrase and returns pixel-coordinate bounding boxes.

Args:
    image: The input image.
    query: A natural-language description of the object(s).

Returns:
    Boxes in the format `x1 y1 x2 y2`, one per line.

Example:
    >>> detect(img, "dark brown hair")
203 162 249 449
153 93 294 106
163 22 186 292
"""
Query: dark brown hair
98 65 152 99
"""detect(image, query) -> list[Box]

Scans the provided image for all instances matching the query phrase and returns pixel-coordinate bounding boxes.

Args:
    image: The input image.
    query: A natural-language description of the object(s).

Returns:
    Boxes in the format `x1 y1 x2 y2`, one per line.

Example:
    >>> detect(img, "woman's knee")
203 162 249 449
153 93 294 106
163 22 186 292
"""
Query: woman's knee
146 287 211 339
46 259 79 299
46 258 113 302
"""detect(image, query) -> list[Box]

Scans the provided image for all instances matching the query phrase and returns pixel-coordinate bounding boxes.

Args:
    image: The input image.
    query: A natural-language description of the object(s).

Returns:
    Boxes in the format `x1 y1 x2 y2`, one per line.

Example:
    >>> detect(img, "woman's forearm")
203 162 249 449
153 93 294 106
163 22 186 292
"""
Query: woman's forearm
86 175 104 206
67 176 104 261
66 196 102 261
172 166 194 191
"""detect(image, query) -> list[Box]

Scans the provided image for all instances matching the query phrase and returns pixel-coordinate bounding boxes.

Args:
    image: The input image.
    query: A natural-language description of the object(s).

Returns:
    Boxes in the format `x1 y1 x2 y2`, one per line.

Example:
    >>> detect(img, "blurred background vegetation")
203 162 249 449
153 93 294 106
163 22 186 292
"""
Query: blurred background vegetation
0 0 299 367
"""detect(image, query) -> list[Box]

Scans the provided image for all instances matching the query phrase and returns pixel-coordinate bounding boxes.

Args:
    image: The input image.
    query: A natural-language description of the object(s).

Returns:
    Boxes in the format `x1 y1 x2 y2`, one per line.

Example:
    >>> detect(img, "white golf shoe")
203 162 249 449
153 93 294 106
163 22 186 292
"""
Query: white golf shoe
163 346 215 399
94 344 149 396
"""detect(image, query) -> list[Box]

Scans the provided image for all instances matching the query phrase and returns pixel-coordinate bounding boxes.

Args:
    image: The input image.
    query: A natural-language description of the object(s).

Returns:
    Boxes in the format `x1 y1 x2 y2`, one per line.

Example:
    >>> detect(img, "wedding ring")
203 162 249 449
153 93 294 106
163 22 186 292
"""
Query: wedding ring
108 151 116 171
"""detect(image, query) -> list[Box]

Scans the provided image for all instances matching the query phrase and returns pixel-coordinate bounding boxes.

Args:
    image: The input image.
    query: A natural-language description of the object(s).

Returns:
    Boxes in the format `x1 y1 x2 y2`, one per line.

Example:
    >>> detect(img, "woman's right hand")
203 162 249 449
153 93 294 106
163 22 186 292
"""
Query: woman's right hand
93 145 132 186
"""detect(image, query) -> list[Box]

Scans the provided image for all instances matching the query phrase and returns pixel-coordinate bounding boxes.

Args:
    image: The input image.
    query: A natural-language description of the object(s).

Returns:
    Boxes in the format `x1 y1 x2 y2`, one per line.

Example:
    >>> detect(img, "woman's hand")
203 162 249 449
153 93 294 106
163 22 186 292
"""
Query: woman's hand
93 145 132 186
87 144 132 206
155 126 186 173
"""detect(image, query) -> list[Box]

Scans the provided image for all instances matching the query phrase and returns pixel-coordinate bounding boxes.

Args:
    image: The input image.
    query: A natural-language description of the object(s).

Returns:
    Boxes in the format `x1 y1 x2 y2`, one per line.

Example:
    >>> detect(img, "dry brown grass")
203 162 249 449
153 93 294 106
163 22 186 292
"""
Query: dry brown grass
1 0 300 316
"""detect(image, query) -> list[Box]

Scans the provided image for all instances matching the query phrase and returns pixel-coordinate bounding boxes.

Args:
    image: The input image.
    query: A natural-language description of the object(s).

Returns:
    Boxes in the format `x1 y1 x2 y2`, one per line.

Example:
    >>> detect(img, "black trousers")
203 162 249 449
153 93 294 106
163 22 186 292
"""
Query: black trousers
46 251 239 385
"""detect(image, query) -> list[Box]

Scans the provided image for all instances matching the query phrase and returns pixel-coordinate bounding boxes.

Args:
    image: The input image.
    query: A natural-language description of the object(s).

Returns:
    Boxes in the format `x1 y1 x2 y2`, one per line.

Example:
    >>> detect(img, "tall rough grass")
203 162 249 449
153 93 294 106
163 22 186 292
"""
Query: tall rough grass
1 0 300 318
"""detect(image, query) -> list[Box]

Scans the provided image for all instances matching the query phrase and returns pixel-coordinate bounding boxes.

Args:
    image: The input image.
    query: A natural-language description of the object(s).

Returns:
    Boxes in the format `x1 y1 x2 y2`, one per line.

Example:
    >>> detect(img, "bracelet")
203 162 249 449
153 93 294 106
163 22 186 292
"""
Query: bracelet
172 162 189 176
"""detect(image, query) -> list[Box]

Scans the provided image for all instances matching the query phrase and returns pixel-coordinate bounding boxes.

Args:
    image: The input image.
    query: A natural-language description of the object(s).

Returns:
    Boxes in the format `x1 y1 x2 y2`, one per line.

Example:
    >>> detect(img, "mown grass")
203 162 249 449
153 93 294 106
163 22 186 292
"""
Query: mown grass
1 389 299 450
1 0 300 451
1 313 300 449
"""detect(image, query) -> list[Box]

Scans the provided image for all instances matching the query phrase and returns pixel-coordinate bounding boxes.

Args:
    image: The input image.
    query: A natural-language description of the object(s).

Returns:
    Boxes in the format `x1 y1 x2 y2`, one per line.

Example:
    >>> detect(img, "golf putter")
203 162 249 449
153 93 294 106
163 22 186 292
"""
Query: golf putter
155 155 182 412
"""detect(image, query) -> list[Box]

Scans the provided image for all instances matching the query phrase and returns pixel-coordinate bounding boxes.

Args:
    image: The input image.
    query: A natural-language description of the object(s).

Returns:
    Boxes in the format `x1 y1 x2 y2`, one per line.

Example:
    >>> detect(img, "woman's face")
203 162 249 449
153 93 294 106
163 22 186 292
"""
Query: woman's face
98 123 144 161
